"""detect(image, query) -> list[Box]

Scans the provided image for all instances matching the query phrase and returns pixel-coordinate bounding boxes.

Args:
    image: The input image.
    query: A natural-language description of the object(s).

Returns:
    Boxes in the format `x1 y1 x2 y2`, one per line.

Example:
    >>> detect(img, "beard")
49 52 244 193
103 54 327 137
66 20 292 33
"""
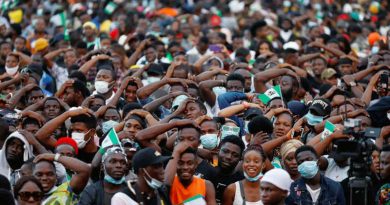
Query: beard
283 89 293 101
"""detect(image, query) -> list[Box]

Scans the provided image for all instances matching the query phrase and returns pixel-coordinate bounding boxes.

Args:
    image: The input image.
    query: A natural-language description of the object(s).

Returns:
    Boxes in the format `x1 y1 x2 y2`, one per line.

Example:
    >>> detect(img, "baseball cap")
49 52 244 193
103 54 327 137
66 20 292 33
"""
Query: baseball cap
261 168 293 193
309 98 331 117
287 100 308 118
283 41 299 53
321 68 338 80
132 148 172 173
244 108 263 120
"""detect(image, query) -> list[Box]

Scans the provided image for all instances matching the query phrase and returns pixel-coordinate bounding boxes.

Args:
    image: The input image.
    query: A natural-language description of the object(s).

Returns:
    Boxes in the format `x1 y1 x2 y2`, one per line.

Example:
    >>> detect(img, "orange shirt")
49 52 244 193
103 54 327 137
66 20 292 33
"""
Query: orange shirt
170 175 206 205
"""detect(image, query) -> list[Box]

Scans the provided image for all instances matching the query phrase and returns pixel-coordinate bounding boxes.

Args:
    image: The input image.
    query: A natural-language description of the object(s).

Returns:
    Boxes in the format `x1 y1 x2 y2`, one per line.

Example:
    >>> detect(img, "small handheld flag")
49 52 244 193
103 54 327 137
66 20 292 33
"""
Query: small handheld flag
258 85 282 105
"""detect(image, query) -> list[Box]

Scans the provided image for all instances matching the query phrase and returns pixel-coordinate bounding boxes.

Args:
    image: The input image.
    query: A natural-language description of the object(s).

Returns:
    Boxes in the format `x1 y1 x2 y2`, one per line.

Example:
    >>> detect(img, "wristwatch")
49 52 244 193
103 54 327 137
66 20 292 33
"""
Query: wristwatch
54 153 61 162
349 81 357 87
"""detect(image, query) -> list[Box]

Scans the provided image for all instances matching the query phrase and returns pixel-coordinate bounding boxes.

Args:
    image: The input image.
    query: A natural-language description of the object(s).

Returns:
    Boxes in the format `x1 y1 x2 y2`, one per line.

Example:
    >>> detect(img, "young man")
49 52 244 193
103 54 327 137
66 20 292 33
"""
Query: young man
286 145 345 205
213 135 246 203
377 144 390 204
35 107 98 163
79 147 127 205
261 168 293 205
32 152 90 204
111 147 172 205
165 145 216 205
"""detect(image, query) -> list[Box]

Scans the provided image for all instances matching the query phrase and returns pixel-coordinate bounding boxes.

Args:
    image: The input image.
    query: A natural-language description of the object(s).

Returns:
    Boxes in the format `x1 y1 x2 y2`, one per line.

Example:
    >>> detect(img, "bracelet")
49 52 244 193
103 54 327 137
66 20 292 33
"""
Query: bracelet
54 153 61 162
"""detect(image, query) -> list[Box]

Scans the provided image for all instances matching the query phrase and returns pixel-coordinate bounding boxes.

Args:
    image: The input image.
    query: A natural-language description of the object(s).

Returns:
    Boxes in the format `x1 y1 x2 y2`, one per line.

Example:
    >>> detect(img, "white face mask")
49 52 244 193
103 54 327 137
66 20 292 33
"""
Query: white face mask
147 77 160 84
94 81 110 94
387 112 390 120
72 130 90 149
5 65 19 76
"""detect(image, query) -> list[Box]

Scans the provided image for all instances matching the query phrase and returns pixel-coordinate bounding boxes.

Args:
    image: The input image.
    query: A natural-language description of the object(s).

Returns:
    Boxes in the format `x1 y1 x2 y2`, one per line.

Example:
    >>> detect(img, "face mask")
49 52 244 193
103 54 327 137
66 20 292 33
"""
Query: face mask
102 120 119 134
94 81 110 94
5 65 19 76
244 121 249 133
71 130 90 149
244 171 263 182
387 112 390 120
200 134 219 150
298 161 318 179
212 86 226 96
371 46 379 54
305 112 323 126
104 174 125 184
147 76 160 84
221 125 240 139
143 169 163 189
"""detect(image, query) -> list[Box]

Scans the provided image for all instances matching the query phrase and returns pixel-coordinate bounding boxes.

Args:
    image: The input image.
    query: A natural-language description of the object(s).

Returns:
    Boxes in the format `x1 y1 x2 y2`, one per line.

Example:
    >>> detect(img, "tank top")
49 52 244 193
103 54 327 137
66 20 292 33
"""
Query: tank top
170 175 206 205
233 181 263 205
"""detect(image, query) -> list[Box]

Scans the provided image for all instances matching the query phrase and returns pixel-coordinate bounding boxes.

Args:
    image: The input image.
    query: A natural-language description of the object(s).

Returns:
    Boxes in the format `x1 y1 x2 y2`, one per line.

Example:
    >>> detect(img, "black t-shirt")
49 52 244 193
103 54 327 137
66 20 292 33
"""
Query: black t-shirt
77 149 97 164
122 183 172 205
195 159 217 181
212 168 244 204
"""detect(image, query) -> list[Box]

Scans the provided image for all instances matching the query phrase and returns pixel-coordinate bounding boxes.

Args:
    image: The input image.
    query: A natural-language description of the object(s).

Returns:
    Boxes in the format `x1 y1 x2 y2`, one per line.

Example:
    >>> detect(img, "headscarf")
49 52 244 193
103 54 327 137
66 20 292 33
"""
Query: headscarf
280 139 303 161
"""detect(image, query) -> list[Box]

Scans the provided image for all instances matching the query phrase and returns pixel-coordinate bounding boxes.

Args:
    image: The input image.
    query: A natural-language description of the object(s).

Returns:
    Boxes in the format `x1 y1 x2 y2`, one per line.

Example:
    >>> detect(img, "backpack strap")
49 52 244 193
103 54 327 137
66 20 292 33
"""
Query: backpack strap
239 181 246 205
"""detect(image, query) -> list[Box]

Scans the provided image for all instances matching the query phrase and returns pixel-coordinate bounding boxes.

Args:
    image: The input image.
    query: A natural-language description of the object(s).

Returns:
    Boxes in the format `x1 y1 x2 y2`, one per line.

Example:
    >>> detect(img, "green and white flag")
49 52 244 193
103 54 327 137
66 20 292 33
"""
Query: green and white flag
58 11 70 41
104 2 118 15
321 120 336 141
101 128 121 149
93 37 101 50
258 85 282 105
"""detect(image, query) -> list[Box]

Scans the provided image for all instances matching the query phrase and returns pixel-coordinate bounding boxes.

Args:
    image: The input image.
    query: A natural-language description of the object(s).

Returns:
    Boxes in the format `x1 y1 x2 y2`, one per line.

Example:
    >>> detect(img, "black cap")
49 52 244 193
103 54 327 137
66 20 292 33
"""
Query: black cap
132 148 172 173
24 63 43 77
329 139 348 161
244 108 263 120
309 98 331 117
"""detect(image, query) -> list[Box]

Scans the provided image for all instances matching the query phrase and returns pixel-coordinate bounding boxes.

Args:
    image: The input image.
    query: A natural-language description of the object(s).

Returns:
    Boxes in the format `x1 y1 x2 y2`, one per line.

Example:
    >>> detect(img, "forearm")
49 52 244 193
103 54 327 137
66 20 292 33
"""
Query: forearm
350 86 363 98
297 53 320 65
136 79 168 100
0 78 19 91
164 152 179 185
143 94 173 112
60 155 91 194
195 70 219 82
90 152 103 182
218 104 246 118
107 87 125 107
135 122 176 141
44 49 63 61
79 58 98 75
313 134 334 156
261 136 289 155
314 115 343 133
131 67 145 78
23 103 42 112
18 52 32 66
35 112 68 146
322 46 346 57
127 47 143 67
353 67 375 82
361 85 374 106
31 141 48 154
254 69 288 93
193 54 212 74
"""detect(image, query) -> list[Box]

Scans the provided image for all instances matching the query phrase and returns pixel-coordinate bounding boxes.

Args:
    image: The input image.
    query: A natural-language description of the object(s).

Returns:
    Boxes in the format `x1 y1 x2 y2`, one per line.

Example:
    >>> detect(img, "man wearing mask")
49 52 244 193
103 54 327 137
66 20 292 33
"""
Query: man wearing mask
79 147 127 205
286 145 345 205
35 107 98 163
111 147 172 205
213 135 246 203
94 64 117 105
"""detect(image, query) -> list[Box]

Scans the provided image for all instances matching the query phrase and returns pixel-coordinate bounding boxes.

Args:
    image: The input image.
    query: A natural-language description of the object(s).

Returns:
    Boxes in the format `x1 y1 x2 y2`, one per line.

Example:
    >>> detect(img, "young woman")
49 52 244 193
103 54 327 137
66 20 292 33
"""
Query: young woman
223 145 265 205
13 176 44 205
280 139 303 181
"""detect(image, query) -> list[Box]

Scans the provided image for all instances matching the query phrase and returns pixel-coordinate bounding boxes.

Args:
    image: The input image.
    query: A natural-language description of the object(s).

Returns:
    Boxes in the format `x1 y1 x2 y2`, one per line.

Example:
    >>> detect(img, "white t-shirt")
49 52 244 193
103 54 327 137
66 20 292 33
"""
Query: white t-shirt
324 155 349 182
306 184 321 203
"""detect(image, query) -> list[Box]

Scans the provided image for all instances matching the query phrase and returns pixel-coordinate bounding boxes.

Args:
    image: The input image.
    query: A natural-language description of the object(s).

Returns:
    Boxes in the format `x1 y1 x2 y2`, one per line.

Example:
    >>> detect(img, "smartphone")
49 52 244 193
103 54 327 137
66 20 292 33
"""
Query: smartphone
209 44 222 53
380 72 389 89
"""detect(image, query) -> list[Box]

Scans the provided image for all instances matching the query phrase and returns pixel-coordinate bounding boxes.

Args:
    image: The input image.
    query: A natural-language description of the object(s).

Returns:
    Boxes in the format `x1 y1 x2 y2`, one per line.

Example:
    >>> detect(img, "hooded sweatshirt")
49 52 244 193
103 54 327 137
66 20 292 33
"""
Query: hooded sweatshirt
0 131 34 185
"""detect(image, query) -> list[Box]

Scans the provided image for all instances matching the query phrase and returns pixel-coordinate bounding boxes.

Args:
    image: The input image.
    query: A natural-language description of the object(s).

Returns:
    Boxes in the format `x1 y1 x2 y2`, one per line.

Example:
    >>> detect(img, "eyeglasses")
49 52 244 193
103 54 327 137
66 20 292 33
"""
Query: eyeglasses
18 191 43 202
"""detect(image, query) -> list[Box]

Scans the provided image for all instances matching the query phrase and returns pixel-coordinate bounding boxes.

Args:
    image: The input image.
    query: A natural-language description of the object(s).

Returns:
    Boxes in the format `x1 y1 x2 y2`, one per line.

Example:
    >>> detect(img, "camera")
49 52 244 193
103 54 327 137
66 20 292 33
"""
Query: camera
380 71 389 89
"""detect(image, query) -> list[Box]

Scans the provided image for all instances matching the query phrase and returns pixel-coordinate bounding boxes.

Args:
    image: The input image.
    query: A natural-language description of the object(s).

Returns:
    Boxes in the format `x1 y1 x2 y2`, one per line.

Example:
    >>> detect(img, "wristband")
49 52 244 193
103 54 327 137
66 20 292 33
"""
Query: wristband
242 101 250 109
54 153 61 162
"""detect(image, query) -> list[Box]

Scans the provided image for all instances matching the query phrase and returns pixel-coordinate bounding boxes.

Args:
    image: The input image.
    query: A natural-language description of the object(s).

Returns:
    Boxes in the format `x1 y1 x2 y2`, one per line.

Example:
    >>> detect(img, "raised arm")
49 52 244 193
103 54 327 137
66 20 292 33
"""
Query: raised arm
193 54 213 74
254 68 291 93
34 153 91 194
164 142 190 185
8 84 38 109
126 39 149 67
309 41 346 57
198 79 224 107
78 54 111 75
218 103 261 118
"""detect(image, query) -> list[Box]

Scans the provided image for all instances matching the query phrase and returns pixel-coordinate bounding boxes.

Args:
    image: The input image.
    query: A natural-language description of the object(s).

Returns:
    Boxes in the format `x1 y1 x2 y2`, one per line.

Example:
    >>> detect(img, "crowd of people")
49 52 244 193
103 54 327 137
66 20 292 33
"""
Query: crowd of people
0 0 390 205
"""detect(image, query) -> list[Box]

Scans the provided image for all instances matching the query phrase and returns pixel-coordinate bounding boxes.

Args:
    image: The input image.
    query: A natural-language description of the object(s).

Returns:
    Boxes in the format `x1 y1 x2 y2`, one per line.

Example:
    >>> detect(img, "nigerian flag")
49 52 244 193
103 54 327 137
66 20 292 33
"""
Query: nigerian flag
104 2 118 15
321 121 336 141
101 128 121 149
58 11 70 41
258 85 282 105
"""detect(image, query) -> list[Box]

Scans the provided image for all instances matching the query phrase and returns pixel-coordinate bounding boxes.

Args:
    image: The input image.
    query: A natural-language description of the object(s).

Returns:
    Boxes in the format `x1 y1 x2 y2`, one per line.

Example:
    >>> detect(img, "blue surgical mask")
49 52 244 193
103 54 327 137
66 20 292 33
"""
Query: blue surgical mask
213 86 226 96
244 171 263 182
104 174 125 184
244 121 249 133
102 120 119 134
200 134 219 150
372 46 379 54
305 112 323 126
143 169 163 189
298 161 318 179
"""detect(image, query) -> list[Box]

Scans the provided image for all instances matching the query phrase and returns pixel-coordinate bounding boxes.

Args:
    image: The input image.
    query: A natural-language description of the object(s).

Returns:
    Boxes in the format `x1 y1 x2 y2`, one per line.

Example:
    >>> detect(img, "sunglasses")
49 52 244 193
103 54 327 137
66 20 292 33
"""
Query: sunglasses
18 191 43 202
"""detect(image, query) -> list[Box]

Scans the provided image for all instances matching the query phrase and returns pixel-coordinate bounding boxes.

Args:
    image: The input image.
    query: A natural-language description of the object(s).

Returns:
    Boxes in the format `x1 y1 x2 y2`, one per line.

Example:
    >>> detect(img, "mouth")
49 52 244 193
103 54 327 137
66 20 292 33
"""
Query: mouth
275 131 285 137
180 172 192 178
245 168 258 175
